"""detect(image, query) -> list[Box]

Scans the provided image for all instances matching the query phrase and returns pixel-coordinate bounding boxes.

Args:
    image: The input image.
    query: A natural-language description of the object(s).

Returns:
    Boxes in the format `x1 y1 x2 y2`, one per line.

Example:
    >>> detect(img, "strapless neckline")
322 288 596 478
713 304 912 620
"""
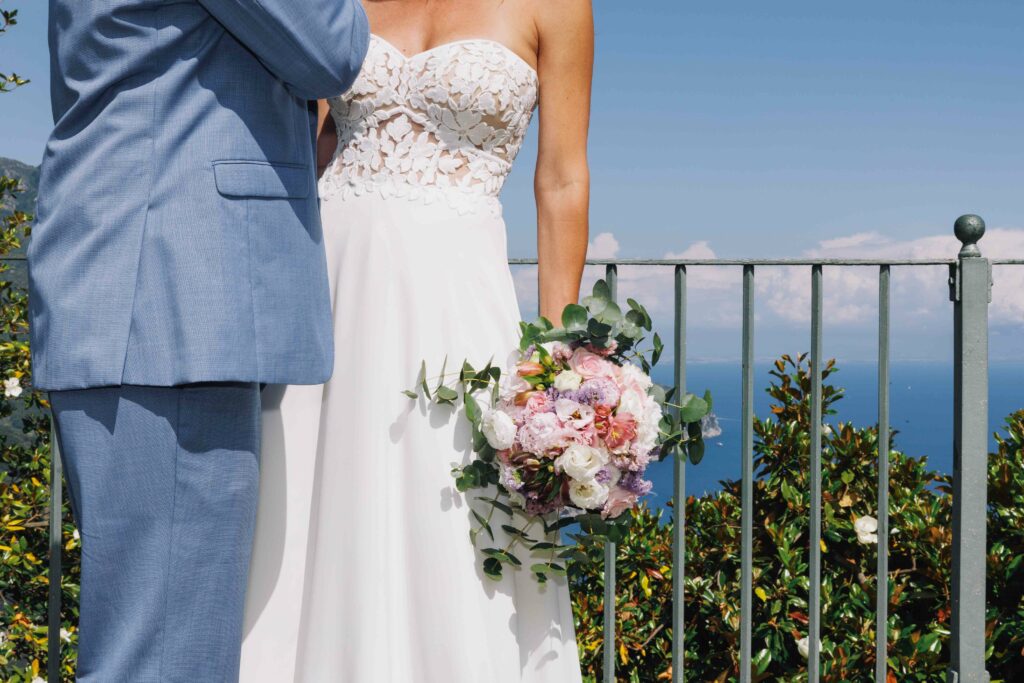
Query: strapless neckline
369 33 538 76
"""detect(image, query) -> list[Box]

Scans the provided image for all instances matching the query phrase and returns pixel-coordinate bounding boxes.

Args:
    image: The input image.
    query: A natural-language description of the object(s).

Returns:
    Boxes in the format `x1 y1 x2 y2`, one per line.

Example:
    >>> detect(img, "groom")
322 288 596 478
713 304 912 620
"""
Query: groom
28 0 368 679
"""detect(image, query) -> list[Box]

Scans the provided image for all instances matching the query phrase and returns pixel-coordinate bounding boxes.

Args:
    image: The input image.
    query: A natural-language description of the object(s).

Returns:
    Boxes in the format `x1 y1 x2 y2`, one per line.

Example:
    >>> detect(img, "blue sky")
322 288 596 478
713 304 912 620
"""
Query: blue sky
3 0 1023 361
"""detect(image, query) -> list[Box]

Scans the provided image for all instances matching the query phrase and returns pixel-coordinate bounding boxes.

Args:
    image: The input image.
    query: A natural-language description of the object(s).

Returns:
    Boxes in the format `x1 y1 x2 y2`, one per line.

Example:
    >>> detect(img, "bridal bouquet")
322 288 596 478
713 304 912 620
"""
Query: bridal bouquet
406 279 711 582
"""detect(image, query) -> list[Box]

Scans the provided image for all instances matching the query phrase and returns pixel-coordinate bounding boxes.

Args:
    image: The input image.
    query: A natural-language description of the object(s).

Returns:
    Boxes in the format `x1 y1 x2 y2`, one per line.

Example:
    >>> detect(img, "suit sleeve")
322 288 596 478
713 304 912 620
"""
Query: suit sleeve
197 0 370 100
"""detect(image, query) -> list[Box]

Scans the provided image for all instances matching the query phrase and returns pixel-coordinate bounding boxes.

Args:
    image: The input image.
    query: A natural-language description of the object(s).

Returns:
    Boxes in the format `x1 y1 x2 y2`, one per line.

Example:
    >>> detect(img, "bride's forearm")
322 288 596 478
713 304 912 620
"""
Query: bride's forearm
536 178 589 321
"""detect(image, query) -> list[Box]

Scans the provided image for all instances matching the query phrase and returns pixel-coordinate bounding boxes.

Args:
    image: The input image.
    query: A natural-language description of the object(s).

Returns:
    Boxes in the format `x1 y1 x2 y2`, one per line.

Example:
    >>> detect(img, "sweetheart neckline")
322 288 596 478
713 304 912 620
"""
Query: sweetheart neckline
369 33 538 77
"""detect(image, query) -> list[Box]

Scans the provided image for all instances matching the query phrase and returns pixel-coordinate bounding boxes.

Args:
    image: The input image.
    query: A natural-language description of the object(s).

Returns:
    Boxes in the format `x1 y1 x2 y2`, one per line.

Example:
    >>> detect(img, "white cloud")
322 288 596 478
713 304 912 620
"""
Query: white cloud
511 227 1024 332
587 232 620 259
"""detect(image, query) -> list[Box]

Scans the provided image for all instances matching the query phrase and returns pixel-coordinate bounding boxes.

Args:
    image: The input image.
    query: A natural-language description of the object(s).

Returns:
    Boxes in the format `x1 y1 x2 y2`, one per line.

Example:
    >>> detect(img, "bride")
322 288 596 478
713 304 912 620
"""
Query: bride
239 0 592 680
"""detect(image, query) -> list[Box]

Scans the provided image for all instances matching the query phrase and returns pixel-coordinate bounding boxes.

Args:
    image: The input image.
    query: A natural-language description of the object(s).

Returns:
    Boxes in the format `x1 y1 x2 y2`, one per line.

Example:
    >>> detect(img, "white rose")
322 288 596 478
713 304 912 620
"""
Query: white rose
555 443 609 481
854 515 879 544
4 376 22 398
617 389 646 419
553 369 584 392
797 636 810 659
60 628 71 642
480 409 517 450
567 478 610 510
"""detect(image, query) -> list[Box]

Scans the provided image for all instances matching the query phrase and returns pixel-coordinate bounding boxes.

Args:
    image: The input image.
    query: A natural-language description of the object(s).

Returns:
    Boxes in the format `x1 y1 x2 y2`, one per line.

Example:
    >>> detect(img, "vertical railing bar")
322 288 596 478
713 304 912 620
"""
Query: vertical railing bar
809 265 823 682
949 215 990 683
740 265 754 683
875 266 891 683
47 416 63 683
672 265 687 683
603 264 618 683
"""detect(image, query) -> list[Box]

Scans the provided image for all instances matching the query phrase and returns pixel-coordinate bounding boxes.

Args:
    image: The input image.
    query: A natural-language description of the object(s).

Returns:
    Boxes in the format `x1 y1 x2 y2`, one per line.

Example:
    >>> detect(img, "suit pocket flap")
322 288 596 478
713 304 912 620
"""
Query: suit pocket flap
213 161 310 199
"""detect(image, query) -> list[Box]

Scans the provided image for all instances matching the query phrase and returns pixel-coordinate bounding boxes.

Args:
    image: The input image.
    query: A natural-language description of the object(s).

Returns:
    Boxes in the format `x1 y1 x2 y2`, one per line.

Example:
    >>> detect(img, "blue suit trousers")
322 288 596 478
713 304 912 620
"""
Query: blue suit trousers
50 384 261 682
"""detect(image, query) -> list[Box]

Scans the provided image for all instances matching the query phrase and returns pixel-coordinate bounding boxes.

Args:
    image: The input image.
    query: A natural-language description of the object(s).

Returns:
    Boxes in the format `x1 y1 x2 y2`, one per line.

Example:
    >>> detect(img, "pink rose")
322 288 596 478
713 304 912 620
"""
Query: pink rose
570 348 615 380
601 486 639 519
523 391 552 415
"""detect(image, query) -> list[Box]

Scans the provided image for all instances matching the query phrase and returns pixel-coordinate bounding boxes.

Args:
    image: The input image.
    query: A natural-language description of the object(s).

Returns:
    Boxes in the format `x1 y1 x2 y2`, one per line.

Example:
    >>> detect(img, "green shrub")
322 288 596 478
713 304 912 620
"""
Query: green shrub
571 355 1024 682
1 25 79 673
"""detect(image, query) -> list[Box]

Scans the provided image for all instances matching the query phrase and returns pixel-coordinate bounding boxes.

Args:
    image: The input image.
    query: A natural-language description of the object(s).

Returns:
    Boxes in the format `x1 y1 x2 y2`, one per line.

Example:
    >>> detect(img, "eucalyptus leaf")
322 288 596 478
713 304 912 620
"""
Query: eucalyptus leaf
593 279 612 301
678 394 709 423
562 303 588 330
688 438 706 465
464 392 481 423
419 360 430 398
482 557 503 579
435 385 458 403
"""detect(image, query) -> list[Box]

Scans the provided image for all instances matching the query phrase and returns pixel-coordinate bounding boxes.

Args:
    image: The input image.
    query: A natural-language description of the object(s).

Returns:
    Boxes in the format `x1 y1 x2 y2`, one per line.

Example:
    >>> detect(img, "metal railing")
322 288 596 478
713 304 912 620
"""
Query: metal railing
18 214 1020 681
509 214 1019 683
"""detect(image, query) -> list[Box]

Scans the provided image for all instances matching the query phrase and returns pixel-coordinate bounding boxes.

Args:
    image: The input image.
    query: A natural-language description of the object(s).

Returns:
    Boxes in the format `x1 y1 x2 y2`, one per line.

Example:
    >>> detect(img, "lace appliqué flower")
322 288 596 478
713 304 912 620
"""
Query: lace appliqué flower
318 38 538 217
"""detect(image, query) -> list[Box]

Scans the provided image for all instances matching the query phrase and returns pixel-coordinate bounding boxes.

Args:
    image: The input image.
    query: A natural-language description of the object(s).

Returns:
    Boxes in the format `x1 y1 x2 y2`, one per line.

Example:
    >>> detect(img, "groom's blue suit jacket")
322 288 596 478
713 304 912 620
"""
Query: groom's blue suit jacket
29 0 369 390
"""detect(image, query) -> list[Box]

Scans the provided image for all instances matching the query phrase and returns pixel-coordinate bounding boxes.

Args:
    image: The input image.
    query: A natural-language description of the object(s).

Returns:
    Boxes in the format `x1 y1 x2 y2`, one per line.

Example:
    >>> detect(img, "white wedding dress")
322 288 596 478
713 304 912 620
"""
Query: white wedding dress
238 35 583 682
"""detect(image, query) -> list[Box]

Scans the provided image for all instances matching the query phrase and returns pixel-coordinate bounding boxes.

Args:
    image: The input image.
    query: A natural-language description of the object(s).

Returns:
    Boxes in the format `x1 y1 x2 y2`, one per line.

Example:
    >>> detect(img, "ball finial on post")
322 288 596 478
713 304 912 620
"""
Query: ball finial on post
954 214 986 258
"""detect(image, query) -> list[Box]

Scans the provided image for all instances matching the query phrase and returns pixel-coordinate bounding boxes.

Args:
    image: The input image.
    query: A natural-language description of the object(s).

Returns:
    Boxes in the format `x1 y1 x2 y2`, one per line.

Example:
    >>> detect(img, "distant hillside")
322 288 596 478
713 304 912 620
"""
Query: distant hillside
0 157 39 214
1 157 36 265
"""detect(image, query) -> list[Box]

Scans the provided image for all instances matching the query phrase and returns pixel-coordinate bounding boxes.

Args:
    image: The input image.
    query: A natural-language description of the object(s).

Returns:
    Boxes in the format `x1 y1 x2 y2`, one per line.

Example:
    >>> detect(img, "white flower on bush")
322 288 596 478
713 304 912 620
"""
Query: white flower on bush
32 678 44 683
4 376 22 398
480 408 517 450
854 515 878 544
567 478 610 509
553 369 583 392
72 528 80 541
60 628 71 642
555 443 609 481
796 636 810 659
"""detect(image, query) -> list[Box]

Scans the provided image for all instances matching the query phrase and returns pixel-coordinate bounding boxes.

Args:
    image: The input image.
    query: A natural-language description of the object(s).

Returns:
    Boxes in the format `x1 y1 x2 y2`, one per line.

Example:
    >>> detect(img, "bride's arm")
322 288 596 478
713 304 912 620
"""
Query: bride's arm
533 0 594 321
316 99 338 179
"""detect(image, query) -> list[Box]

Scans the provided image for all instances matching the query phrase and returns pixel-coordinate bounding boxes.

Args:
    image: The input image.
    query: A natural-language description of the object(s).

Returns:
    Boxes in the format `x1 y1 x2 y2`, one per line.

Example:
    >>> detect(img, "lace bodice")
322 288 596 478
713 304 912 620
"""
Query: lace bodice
319 35 539 216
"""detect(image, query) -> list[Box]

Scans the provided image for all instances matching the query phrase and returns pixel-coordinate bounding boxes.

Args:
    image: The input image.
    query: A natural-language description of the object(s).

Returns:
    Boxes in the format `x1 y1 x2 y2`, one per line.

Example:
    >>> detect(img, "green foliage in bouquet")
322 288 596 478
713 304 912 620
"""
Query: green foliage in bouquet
571 356 1024 682
407 279 710 585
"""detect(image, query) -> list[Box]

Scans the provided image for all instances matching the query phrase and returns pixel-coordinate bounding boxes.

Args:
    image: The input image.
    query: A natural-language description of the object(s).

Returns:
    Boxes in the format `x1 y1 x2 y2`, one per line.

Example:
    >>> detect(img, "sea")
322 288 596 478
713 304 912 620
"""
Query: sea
642 360 1024 507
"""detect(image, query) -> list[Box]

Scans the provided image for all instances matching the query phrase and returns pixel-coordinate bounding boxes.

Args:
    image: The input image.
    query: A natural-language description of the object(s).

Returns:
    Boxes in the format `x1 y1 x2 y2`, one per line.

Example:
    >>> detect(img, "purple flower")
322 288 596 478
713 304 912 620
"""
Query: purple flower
618 470 653 496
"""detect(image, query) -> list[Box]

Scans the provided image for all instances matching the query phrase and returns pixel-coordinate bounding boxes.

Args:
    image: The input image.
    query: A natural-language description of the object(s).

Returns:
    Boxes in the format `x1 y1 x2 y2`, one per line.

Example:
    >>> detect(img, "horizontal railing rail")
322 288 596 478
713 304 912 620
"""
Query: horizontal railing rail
1 215 1015 681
